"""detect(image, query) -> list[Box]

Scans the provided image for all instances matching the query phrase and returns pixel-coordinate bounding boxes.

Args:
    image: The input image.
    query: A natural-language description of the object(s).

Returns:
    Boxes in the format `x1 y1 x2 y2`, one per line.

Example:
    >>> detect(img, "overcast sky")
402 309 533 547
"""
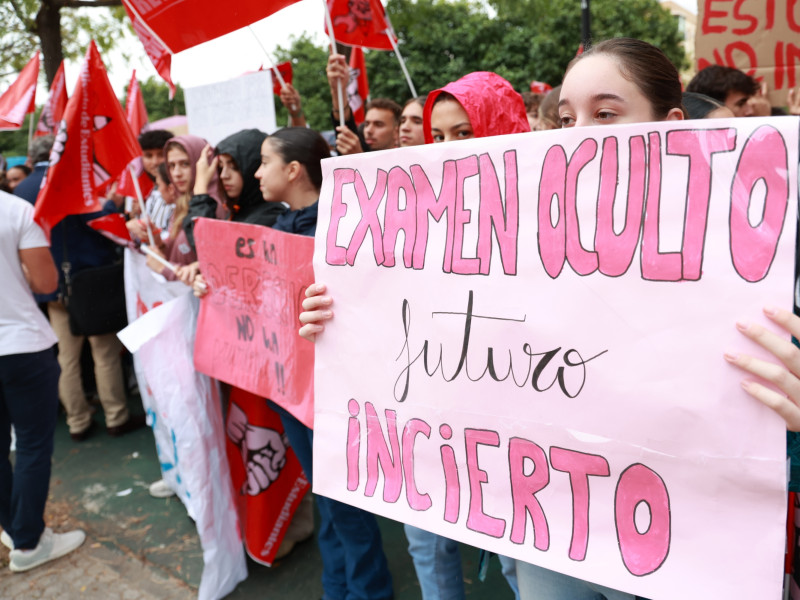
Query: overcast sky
54 0 698 102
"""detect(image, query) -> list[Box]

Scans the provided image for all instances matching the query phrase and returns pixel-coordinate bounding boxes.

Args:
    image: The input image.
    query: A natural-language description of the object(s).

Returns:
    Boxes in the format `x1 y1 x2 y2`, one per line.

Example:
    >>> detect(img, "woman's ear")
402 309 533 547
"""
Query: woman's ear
286 160 302 183
665 107 685 121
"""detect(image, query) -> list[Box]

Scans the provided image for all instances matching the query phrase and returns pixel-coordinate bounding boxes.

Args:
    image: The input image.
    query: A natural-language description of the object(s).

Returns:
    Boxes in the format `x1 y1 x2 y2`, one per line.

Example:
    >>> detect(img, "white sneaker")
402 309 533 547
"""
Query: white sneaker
148 479 176 498
9 527 85 572
0 530 12 550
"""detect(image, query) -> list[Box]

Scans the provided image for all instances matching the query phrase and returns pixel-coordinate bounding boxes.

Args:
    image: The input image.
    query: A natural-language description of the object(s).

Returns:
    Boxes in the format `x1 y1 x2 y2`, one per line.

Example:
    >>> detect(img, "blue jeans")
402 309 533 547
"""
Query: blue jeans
516 561 636 600
405 525 464 600
0 348 59 550
269 401 393 600
404 525 519 600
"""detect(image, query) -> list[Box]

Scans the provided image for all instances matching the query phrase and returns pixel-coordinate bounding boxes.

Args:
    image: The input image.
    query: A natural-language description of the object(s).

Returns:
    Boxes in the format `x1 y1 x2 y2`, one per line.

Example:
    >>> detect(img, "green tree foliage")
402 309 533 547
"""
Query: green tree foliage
273 35 332 132
0 115 34 159
269 0 686 128
127 76 186 122
1 0 128 87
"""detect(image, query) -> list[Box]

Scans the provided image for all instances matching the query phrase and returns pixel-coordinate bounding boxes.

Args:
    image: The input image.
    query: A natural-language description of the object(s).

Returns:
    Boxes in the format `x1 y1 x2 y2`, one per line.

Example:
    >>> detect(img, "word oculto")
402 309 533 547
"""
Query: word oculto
345 399 670 577
326 126 789 282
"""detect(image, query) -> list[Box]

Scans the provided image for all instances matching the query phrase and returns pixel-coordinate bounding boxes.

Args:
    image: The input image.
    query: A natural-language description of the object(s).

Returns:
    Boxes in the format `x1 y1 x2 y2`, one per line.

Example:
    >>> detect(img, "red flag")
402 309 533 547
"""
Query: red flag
0 53 39 130
122 1 176 98
117 71 153 200
117 156 154 201
325 0 396 51
271 61 294 95
88 213 134 247
348 47 369 125
125 70 148 136
34 42 141 237
122 0 300 54
530 80 552 95
35 61 68 137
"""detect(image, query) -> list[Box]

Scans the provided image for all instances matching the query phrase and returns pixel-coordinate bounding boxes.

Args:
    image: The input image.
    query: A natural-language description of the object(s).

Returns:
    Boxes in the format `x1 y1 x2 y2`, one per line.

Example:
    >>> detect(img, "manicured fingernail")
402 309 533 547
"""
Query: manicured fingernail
323 310 333 318
764 306 777 317
740 380 753 392
735 321 749 332
723 352 738 362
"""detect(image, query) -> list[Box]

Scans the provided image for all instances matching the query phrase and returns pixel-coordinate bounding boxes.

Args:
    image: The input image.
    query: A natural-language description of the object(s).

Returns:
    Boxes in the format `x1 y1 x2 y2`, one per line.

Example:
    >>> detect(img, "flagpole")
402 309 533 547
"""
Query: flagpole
140 243 177 275
386 32 417 98
129 164 156 246
322 0 346 128
27 113 34 152
246 26 296 113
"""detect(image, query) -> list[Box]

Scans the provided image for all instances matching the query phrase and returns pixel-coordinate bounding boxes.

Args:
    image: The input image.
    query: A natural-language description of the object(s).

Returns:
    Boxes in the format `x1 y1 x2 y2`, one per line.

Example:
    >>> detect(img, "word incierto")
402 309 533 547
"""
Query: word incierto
325 126 790 283
344 399 671 578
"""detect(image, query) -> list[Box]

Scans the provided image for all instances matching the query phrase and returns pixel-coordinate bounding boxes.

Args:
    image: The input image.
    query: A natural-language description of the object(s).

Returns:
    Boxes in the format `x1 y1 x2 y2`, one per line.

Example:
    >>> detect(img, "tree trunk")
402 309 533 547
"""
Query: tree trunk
36 0 64 89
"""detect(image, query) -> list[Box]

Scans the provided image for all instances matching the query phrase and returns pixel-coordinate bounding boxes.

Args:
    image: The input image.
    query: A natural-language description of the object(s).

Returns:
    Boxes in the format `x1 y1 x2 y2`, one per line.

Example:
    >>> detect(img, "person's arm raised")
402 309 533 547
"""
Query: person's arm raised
327 53 353 122
280 83 307 128
194 144 218 196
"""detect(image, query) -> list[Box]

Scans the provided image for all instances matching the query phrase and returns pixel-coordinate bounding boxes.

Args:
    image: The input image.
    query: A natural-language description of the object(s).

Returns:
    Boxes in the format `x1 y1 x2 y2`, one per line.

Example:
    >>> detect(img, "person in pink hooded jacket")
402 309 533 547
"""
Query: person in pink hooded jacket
423 71 529 144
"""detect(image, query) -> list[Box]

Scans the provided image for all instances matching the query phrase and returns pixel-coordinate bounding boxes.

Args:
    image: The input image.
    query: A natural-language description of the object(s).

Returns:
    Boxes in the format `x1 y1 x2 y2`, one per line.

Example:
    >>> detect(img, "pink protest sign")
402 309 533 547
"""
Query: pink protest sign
194 218 315 428
312 118 799 599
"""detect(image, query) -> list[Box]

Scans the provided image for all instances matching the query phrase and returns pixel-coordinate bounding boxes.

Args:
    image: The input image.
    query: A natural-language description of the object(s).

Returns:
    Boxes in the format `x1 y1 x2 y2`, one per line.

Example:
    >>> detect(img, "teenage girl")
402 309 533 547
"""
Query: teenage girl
196 127 395 600
300 70 529 600
145 135 220 280
301 38 800 599
191 129 288 227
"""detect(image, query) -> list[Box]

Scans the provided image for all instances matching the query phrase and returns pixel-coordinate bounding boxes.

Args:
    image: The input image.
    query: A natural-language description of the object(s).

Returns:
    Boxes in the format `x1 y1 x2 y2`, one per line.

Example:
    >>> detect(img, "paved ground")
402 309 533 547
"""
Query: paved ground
0 401 514 599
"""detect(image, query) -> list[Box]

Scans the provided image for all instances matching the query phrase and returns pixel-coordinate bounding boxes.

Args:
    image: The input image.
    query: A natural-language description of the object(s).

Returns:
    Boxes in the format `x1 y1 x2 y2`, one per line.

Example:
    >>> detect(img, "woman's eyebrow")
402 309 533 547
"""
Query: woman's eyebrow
558 93 626 109
591 92 626 103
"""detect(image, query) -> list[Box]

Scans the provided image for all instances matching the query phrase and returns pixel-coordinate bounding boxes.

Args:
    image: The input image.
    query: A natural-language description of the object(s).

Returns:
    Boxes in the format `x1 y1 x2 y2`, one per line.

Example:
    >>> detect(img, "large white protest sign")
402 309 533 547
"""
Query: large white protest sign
312 118 799 599
119 291 247 600
185 70 276 145
123 249 187 495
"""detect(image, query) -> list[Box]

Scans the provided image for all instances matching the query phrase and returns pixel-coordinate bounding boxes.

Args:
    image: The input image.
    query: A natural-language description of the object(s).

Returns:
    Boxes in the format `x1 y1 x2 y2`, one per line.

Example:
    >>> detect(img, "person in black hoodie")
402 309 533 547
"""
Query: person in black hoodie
175 129 289 286
185 129 287 242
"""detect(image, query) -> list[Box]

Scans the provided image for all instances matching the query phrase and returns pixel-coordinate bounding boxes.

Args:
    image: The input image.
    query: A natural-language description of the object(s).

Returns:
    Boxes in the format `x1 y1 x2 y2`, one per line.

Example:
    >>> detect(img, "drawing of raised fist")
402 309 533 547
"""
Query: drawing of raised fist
227 403 289 495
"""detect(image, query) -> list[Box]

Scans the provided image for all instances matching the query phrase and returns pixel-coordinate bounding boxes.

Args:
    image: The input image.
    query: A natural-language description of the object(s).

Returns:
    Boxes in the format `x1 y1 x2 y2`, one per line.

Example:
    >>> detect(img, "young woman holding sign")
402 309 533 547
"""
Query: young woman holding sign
302 70 529 600
195 127 395 600
301 39 670 600
302 38 800 600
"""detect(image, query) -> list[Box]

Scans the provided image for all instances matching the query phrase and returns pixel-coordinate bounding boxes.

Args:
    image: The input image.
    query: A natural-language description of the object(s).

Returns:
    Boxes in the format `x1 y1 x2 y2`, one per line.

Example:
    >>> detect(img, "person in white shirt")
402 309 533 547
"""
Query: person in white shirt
0 191 85 572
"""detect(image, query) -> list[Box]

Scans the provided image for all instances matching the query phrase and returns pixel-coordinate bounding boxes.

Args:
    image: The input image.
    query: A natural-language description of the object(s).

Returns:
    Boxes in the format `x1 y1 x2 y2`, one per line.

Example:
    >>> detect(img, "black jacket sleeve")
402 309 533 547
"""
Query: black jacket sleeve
183 193 220 250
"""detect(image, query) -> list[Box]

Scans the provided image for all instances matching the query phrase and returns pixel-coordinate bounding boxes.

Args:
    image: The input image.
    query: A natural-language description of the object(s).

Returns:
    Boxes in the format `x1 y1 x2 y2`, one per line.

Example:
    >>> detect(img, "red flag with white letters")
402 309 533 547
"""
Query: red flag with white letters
122 1 176 98
122 0 300 54
36 61 68 137
348 47 369 125
0 53 39 130
325 0 396 51
34 42 140 237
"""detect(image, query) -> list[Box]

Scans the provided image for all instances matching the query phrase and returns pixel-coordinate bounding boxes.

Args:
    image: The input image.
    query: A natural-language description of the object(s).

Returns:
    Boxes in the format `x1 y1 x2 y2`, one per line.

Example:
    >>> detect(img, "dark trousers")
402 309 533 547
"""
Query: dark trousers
0 347 60 549
268 400 394 600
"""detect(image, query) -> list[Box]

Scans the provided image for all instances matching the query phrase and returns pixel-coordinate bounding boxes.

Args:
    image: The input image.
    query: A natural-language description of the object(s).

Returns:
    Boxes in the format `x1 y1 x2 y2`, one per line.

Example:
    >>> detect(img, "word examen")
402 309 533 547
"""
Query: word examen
325 125 790 283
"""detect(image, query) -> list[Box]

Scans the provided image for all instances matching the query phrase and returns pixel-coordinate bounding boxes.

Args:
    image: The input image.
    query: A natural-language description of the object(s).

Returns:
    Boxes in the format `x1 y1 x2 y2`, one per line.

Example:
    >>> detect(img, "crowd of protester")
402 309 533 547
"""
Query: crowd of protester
3 38 800 600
